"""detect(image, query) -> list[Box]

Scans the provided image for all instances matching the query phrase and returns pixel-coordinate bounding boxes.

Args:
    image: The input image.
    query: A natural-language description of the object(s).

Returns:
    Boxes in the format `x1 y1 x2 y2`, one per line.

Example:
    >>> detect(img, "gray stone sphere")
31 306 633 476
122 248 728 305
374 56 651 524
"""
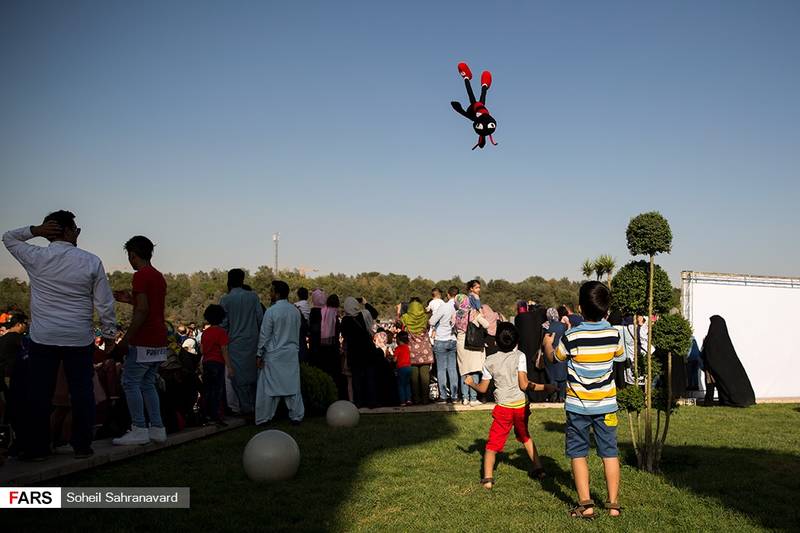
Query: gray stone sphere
242 430 300 482
326 400 360 428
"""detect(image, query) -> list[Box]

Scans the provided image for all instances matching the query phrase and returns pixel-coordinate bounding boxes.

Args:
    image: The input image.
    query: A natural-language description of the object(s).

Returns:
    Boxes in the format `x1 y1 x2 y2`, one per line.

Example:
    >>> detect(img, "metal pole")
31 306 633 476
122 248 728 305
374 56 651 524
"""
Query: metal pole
272 232 279 275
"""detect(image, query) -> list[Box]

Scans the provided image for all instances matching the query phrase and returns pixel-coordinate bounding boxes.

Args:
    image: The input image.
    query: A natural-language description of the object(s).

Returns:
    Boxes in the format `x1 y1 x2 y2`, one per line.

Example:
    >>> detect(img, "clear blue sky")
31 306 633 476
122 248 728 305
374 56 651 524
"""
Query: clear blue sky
1 1 798 284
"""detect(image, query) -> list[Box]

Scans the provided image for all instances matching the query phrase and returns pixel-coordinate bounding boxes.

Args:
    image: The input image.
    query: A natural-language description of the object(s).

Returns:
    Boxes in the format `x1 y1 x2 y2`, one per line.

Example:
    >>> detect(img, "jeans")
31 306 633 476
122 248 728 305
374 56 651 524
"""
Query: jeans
122 346 164 428
434 339 458 400
26 341 95 455
397 366 412 403
461 371 481 401
203 361 226 421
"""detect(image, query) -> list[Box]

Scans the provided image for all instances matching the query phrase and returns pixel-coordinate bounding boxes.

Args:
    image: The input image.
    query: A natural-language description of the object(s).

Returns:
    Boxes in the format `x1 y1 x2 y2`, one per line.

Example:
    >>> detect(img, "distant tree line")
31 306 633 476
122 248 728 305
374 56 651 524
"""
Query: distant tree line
1 268 591 326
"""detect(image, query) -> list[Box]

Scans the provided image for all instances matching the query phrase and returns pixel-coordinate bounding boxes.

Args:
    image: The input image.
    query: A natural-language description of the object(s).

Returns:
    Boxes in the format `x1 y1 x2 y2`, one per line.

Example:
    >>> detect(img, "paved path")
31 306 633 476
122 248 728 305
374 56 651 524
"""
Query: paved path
0 418 245 486
359 401 563 415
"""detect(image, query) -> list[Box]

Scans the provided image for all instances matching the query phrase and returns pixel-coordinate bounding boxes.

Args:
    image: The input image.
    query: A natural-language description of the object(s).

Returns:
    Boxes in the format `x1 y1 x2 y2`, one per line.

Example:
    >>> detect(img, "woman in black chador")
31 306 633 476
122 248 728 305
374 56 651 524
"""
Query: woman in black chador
700 315 756 407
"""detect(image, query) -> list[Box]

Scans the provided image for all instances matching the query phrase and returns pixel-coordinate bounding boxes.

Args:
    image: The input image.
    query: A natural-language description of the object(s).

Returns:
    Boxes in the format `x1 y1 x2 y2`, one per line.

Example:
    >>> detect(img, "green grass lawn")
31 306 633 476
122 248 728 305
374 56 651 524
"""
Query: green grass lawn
6 404 800 532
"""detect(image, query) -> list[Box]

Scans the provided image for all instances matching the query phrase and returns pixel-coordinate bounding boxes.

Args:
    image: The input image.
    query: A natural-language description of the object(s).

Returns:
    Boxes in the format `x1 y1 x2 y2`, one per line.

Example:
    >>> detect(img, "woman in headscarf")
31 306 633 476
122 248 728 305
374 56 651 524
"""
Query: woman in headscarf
481 304 501 356
341 297 380 408
700 315 755 407
514 303 548 402
401 299 434 405
309 291 345 397
455 293 490 406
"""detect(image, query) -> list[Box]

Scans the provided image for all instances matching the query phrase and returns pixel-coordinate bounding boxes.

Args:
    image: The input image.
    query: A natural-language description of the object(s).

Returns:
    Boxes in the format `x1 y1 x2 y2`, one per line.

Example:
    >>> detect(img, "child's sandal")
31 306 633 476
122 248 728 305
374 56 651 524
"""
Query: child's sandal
479 477 494 489
569 499 595 520
606 501 622 517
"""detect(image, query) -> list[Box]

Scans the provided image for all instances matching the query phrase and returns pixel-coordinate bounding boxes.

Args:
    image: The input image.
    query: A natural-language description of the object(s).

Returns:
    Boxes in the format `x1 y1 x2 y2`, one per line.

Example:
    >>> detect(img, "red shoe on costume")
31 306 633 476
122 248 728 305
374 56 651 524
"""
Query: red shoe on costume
481 70 492 88
458 62 473 80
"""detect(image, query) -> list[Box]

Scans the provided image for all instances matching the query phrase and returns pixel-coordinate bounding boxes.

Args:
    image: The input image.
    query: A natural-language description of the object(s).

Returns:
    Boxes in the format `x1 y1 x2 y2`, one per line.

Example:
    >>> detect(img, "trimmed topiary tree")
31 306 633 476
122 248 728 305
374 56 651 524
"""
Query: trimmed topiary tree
623 211 674 472
611 261 675 317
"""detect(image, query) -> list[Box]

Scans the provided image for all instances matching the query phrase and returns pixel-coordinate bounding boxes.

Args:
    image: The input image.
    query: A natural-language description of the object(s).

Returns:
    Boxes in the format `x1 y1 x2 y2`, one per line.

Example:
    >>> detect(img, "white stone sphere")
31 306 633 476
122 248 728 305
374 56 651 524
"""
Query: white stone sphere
326 400 360 428
242 430 300 482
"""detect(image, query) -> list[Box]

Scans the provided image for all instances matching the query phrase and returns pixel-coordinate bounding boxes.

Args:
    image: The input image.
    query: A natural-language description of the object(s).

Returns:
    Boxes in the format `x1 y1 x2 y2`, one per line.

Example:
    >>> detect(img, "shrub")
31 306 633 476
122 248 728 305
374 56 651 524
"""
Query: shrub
300 363 338 415
652 313 693 357
617 385 645 412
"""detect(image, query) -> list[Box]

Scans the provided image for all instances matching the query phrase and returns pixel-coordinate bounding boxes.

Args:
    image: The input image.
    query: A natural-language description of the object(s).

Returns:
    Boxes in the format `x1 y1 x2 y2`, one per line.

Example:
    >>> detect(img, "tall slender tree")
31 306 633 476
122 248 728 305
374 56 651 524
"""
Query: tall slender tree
625 211 673 472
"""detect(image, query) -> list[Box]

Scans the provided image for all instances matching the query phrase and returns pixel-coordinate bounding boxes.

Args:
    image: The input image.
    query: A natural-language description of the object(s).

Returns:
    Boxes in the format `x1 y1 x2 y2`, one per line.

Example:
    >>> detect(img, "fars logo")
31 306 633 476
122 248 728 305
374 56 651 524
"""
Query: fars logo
0 487 61 508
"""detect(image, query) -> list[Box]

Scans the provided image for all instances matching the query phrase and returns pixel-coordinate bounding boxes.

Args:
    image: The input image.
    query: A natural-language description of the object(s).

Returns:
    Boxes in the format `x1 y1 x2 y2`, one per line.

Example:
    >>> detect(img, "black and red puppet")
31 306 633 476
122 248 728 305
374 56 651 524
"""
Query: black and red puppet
450 62 497 150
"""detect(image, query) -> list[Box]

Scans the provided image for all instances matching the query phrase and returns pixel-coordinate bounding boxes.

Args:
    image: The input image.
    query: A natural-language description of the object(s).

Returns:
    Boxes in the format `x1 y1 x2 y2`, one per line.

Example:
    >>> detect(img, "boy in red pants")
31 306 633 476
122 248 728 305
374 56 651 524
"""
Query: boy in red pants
465 322 555 489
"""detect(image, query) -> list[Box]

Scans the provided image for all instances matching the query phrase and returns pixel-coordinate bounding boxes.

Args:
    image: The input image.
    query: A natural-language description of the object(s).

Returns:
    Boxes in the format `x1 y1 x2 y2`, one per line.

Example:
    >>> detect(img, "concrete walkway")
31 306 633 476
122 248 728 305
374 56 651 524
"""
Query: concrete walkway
359 401 563 415
0 418 245 486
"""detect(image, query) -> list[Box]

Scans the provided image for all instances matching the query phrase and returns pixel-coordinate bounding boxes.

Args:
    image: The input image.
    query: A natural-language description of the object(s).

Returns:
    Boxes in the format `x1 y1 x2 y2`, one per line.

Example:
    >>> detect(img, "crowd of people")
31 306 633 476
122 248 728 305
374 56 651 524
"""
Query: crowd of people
0 210 662 462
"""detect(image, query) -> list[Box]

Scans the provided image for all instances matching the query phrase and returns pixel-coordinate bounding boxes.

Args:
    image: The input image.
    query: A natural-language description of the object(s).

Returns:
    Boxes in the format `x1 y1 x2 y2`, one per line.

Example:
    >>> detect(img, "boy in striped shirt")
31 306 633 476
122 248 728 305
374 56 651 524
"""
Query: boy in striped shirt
543 281 626 519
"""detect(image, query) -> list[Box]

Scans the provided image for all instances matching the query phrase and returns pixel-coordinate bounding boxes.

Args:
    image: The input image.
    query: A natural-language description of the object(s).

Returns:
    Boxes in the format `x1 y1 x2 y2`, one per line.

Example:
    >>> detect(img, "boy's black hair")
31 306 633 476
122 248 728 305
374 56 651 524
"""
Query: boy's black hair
297 287 309 300
203 304 226 326
326 294 340 308
495 322 519 352
409 296 421 303
431 287 442 296
227 269 245 289
557 305 569 319
124 235 155 261
447 286 459 297
467 279 480 290
579 281 611 321
272 280 290 299
396 331 409 344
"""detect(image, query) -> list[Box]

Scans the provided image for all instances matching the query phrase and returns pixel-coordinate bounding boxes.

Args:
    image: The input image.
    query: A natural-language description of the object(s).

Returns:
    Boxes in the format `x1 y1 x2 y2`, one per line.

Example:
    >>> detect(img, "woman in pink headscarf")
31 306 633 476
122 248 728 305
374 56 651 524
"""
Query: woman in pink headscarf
481 304 501 356
308 290 344 397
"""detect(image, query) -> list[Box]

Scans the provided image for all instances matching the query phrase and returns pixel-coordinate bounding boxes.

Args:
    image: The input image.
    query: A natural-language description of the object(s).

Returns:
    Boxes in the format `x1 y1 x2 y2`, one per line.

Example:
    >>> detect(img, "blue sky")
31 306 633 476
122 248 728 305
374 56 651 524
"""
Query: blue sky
1 1 798 284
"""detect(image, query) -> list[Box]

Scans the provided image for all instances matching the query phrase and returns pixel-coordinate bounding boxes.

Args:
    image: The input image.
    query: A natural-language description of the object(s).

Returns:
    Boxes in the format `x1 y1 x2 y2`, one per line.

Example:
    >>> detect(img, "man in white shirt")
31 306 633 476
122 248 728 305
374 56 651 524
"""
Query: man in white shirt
430 287 458 403
3 211 117 460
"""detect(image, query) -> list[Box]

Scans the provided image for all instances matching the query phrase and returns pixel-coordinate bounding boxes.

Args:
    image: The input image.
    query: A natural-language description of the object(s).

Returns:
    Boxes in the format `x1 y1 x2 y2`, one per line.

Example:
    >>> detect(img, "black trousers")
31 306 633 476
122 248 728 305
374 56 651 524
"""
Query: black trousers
202 361 225 421
26 341 95 455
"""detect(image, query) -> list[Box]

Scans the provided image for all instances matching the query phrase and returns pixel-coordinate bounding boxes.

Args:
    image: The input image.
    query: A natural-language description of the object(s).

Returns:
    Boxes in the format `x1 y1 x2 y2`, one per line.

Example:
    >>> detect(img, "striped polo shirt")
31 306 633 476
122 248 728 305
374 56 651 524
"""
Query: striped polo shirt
555 320 626 415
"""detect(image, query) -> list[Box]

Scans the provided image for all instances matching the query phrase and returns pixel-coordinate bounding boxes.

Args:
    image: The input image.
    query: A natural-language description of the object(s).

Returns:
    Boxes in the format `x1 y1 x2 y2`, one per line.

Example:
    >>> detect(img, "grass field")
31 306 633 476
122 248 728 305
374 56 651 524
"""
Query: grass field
5 404 800 532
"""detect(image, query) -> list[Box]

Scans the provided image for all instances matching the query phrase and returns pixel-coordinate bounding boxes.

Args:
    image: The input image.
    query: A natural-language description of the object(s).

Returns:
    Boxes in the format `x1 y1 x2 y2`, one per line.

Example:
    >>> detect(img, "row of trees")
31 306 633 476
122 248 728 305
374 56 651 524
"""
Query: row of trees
2 270 586 326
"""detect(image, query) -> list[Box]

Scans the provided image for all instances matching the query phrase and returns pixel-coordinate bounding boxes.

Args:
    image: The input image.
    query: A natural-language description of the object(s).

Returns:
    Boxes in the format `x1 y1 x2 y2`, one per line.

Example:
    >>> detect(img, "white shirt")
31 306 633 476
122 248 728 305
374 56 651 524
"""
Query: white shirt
3 226 117 346
428 298 456 341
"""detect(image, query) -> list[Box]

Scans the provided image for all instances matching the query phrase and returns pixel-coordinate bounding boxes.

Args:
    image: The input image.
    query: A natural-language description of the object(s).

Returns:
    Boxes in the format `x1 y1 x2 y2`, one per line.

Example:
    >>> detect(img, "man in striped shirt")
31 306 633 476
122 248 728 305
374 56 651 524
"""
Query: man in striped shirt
543 281 625 519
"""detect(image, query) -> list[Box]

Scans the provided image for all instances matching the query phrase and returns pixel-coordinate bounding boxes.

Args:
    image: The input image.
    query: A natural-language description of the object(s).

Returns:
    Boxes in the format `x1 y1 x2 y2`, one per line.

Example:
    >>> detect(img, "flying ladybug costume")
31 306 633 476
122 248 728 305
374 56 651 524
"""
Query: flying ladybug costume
450 62 497 150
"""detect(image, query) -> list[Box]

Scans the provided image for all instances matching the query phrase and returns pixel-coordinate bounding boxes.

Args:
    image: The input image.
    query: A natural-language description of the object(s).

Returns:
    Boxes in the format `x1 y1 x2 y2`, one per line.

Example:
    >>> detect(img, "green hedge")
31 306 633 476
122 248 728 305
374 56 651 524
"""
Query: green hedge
300 363 338 416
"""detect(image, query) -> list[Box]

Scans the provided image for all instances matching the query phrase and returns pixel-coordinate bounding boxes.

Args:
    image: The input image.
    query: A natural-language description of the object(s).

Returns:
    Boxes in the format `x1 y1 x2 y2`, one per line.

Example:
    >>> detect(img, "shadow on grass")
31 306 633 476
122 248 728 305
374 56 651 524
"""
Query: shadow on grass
621 444 800 531
5 412 459 531
457 438 593 507
540 420 566 433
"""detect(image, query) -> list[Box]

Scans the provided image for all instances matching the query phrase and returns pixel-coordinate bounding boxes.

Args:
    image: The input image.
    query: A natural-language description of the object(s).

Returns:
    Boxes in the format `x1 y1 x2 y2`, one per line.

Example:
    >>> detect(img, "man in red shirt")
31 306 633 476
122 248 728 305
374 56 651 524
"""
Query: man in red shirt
112 235 168 446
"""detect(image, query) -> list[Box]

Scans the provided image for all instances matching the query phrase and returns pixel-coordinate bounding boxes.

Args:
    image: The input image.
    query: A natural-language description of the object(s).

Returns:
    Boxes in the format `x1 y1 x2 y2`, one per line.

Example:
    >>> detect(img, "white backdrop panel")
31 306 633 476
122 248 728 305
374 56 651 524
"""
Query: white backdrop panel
690 282 800 398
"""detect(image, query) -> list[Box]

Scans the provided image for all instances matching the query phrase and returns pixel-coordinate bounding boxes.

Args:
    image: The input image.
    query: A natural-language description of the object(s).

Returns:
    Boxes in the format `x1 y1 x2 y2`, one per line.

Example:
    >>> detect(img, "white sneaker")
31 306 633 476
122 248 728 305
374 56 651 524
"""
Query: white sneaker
112 426 150 446
469 400 480 407
462 399 470 406
473 399 483 405
149 426 167 443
